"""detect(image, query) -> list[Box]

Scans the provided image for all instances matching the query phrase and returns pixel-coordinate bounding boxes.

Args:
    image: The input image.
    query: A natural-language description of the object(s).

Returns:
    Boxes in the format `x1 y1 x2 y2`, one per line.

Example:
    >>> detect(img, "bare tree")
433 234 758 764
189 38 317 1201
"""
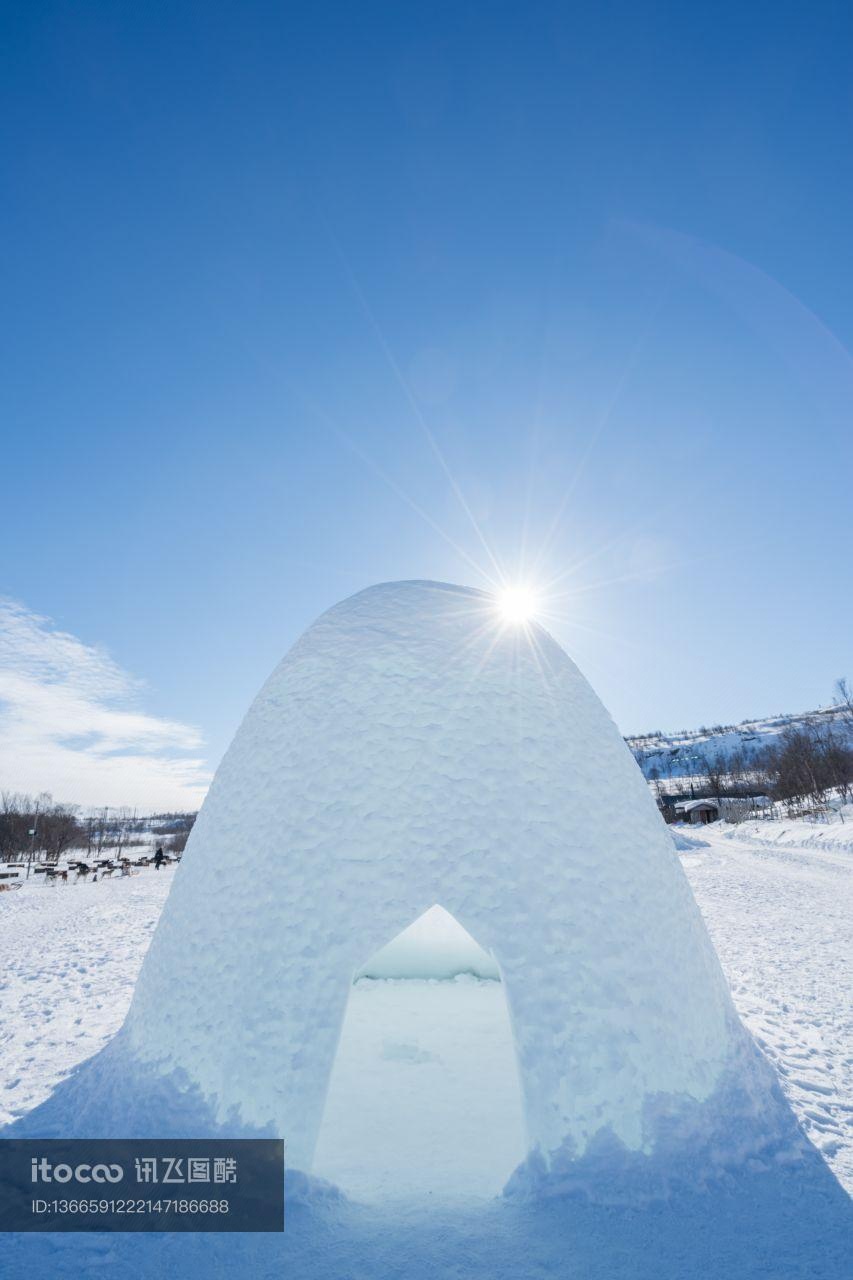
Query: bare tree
699 752 728 797
38 801 81 863
111 807 134 861
0 792 29 862
757 725 853 809
85 808 113 860
834 677 853 727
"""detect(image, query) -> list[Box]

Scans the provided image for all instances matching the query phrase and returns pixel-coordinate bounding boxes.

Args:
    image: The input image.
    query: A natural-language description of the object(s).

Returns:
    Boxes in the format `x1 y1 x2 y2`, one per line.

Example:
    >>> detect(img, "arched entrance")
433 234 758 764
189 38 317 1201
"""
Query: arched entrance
314 906 526 1200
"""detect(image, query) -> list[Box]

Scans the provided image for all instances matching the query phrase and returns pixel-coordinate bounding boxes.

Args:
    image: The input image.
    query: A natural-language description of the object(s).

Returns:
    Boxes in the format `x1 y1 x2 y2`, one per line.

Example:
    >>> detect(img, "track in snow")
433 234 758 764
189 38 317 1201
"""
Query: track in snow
679 825 852 1189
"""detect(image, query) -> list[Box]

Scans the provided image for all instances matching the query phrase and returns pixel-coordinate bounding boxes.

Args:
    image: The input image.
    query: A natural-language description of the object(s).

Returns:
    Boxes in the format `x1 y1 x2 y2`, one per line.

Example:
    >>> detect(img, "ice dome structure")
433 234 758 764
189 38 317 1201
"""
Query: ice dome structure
12 581 793 1203
113 580 788 1196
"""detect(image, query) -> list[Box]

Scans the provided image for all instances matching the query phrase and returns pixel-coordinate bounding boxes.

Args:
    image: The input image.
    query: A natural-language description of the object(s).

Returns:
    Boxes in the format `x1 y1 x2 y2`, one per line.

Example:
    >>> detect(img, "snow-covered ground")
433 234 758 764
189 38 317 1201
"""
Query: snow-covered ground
1 824 851 1279
0 868 175 1126
1 826 850 1198
680 822 852 1189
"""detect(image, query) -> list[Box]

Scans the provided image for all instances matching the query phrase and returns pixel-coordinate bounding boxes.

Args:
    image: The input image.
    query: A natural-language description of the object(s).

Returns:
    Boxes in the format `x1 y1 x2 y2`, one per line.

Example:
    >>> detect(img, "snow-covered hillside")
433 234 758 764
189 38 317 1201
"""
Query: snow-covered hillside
628 705 853 783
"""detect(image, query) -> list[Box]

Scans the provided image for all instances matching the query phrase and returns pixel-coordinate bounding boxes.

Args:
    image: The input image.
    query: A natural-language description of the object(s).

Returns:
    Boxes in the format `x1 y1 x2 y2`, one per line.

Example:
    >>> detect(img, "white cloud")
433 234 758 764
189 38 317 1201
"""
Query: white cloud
0 600 210 811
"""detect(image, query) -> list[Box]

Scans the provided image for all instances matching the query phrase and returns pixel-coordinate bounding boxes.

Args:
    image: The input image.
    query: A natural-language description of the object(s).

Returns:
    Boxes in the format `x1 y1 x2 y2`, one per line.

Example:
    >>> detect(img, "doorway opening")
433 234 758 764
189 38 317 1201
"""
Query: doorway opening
312 906 527 1203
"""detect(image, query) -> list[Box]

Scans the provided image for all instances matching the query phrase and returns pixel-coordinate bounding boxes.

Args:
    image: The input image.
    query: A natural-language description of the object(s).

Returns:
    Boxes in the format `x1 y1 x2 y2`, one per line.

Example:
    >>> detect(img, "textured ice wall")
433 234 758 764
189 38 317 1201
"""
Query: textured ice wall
121 581 772 1186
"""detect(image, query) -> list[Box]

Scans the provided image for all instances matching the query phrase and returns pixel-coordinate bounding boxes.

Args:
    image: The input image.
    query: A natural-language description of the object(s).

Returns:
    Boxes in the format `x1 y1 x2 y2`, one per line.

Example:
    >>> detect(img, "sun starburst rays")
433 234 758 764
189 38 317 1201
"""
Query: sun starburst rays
311 222 679 679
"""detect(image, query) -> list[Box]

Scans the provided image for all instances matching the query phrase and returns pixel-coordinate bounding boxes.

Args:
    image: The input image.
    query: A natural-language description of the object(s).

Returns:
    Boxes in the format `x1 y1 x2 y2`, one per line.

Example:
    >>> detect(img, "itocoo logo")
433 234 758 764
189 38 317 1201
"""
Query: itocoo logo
31 1158 124 1184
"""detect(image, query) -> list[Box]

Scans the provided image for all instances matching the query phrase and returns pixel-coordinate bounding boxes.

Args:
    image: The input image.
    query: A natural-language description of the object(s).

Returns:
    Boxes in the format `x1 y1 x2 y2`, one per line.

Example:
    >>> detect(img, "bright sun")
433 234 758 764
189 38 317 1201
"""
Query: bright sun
496 585 538 624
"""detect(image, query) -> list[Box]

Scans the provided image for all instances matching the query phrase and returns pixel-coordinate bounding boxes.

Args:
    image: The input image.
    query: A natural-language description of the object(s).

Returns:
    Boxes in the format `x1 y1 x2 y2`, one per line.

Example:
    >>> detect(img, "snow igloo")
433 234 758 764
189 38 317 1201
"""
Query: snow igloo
113 581 786 1196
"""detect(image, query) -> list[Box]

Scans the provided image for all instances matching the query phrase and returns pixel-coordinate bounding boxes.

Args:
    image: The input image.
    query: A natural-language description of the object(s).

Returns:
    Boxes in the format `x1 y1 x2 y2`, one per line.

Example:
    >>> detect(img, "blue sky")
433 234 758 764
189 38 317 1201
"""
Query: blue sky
2 1 852 806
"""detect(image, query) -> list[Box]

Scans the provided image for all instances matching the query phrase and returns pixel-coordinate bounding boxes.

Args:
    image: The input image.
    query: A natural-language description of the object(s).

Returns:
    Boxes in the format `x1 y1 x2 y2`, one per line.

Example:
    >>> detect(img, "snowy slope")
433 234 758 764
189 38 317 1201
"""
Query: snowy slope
629 706 853 781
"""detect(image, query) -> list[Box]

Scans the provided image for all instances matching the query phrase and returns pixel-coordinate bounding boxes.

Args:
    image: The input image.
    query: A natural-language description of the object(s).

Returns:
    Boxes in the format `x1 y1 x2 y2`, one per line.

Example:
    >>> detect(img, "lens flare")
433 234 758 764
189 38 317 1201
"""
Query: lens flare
496 585 538 624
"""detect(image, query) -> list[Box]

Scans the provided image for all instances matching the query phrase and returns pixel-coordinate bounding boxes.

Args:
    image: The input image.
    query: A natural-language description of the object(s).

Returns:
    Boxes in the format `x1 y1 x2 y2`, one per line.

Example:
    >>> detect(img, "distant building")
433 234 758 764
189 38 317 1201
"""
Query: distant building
674 798 721 825
673 796 772 825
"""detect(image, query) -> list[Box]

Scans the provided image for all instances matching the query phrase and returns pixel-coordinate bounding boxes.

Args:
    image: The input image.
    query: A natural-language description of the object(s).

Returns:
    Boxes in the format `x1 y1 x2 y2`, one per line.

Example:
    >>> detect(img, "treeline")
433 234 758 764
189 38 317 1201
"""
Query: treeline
0 793 196 864
0 793 80 863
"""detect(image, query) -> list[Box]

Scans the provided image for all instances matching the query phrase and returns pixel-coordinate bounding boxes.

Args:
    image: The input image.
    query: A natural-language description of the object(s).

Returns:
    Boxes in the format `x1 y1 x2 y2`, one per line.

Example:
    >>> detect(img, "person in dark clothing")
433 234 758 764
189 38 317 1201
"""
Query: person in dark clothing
154 846 166 870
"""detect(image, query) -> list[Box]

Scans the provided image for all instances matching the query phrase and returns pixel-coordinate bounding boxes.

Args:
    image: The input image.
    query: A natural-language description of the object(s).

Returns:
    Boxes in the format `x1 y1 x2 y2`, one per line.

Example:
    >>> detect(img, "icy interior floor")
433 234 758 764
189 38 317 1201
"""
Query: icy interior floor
313 976 526 1202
